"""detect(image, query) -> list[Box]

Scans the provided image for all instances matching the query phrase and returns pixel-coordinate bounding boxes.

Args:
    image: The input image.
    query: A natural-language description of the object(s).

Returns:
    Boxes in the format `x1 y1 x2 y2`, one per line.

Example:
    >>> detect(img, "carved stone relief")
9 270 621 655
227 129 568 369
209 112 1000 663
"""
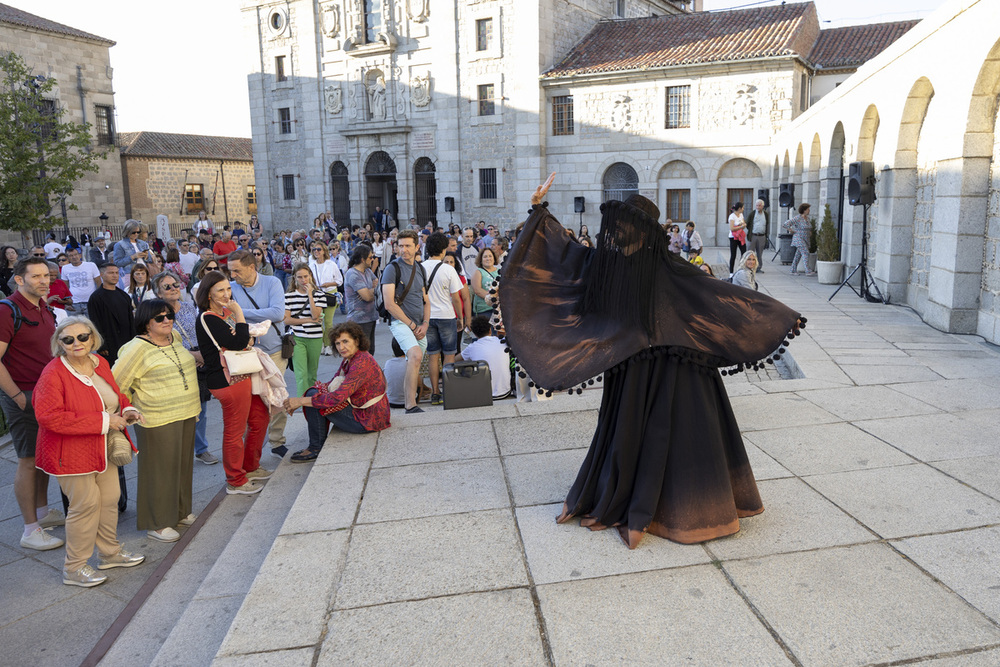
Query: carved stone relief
321 2 341 37
407 0 430 23
325 83 343 115
410 73 430 107
609 94 632 131
367 73 387 121
732 84 758 127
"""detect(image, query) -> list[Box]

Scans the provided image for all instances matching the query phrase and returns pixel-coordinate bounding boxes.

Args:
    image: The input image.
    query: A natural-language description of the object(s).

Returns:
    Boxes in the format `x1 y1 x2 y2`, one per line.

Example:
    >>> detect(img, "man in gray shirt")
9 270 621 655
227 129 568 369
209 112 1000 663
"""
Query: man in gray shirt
380 230 430 413
746 199 769 272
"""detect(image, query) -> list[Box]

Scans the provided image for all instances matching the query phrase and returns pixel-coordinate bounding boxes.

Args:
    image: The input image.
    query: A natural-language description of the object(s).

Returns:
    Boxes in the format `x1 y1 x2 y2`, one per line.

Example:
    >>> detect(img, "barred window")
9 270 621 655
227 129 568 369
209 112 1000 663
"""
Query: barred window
477 84 495 116
666 189 691 222
95 104 114 145
278 107 292 134
552 95 574 136
476 18 492 52
479 168 497 200
282 175 296 201
665 85 690 129
602 162 638 203
185 184 205 213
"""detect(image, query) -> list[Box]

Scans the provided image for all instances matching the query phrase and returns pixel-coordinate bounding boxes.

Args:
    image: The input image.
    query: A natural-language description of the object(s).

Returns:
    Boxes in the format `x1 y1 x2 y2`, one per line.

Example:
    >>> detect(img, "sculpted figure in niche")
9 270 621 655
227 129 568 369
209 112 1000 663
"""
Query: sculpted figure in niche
325 84 343 114
407 0 430 23
321 2 341 37
368 75 387 121
411 75 430 107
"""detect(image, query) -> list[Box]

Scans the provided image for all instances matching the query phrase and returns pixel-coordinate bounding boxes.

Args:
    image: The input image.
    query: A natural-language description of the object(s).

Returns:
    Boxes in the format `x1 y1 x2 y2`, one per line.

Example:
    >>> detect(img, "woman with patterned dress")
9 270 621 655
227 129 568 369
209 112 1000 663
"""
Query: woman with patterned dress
783 203 815 276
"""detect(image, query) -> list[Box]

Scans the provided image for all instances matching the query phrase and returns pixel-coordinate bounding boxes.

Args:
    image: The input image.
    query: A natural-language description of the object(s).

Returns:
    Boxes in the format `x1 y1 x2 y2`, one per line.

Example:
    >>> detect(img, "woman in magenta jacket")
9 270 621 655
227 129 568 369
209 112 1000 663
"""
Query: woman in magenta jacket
34 316 146 588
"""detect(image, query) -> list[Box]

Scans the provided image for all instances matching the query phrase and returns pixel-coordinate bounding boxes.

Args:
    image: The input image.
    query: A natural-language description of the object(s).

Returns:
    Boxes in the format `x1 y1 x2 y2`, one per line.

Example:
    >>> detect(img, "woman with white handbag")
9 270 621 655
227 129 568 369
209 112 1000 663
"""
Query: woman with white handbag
194 271 271 496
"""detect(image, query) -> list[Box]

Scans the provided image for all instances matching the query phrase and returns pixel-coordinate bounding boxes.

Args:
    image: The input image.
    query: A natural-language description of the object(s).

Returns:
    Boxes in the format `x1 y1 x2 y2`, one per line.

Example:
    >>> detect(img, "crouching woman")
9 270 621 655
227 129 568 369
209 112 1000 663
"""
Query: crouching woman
284 321 390 462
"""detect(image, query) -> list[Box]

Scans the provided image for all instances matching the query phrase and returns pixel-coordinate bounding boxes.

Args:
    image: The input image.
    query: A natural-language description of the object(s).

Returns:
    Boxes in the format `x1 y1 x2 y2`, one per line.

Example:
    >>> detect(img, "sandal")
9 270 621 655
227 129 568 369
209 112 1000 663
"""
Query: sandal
290 448 320 463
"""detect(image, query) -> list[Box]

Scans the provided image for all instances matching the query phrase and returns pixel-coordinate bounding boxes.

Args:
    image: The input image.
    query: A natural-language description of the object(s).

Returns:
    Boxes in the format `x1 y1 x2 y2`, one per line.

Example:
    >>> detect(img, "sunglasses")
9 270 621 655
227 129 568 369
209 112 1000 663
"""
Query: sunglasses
160 283 180 290
60 332 92 345
32 253 45 257
205 265 220 271
253 252 263 257
152 312 176 323
311 248 323 252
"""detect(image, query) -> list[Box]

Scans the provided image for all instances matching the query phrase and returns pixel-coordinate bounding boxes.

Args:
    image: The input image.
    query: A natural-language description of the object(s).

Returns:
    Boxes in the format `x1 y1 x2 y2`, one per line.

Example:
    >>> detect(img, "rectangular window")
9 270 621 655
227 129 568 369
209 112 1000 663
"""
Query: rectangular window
800 73 808 111
282 175 296 201
247 185 257 214
477 84 495 116
666 189 691 222
665 85 690 129
38 99 57 141
185 184 205 213
364 0 382 43
615 0 626 18
278 107 292 134
552 95 574 136
479 168 497 200
275 56 287 82
475 18 493 52
95 104 114 145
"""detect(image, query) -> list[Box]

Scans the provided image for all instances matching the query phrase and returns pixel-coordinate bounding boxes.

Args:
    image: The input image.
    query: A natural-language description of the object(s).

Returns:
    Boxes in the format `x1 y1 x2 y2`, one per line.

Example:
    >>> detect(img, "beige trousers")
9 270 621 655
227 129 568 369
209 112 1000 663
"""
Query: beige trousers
57 464 121 572
268 350 289 447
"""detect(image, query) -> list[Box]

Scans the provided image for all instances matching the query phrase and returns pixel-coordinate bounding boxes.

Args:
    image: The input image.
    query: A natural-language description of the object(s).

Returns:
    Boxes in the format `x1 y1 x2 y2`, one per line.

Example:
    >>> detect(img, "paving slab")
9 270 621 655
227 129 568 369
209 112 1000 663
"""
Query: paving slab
514 389 603 415
0 556 77 624
213 647 316 667
357 458 509 524
854 411 1000 462
891 378 1000 412
151 596 247 667
538 566 793 666
389 402 518 426
803 463 1000 538
279 460 367 535
935 455 1000 500
319 589 545 666
504 448 586 506
493 410 598 455
312 431 377 465
839 363 944 385
516 503 709 585
333 509 528 609
373 421 498 467
893 526 1000 624
798 385 940 421
921 356 1000 380
917 649 1000 665
744 441 793 480
725 543 1000 667
708 477 875 560
729 393 841 431
216 530 349 657
743 421 913 476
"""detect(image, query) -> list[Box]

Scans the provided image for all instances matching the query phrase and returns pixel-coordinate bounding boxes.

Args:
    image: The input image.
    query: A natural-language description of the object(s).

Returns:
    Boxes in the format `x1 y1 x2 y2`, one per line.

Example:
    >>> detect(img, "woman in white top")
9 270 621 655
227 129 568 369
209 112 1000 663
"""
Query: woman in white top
727 201 747 275
371 231 385 276
284 263 326 396
308 241 343 355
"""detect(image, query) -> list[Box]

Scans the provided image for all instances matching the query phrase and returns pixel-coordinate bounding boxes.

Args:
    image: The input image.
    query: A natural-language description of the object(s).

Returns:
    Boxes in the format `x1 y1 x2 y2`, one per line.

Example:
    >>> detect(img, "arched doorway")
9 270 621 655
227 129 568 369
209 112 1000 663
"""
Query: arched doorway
602 162 639 202
413 157 437 226
365 151 398 222
330 161 350 228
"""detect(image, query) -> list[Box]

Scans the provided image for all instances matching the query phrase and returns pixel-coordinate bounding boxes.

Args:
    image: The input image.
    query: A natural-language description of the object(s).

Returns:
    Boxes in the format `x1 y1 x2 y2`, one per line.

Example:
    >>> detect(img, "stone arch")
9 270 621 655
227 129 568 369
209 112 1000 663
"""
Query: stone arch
827 122 846 227
330 160 351 226
857 105 880 162
805 134 823 210
718 157 762 180
716 158 762 242
781 150 791 183
601 162 639 203
657 160 697 179
657 160 698 225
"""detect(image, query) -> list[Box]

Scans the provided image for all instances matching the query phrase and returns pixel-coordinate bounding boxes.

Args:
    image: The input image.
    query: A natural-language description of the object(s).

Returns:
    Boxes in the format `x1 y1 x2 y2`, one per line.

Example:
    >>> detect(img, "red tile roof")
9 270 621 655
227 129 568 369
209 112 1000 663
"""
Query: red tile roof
809 20 919 70
544 2 819 78
0 3 114 45
119 132 253 162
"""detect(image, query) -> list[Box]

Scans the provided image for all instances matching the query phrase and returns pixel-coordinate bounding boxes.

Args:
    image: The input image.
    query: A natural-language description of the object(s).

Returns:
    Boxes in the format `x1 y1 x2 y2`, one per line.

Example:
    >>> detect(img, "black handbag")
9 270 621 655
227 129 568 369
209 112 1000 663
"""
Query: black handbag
442 360 493 410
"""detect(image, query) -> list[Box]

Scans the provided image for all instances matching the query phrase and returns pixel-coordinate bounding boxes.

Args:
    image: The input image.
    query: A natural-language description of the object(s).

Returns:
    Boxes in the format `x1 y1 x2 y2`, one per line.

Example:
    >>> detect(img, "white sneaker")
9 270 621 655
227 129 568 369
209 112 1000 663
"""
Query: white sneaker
178 513 197 526
147 527 181 542
38 508 66 528
20 527 64 551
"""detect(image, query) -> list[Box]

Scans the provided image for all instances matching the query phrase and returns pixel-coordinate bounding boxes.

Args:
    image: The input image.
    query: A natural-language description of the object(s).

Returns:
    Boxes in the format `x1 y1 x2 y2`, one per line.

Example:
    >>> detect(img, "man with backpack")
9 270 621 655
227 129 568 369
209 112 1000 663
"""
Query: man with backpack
380 230 430 414
422 232 467 406
0 257 63 551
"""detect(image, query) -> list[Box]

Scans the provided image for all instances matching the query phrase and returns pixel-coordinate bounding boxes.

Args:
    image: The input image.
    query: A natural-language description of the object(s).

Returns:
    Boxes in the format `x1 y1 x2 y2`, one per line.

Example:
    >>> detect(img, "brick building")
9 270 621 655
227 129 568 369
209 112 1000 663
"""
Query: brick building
0 3 125 245
119 131 256 236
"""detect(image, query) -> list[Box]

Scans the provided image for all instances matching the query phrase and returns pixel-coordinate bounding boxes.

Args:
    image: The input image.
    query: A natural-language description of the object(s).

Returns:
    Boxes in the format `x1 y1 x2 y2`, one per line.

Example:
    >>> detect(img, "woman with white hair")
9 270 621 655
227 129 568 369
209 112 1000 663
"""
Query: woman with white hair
731 251 759 291
33 317 145 587
113 220 150 288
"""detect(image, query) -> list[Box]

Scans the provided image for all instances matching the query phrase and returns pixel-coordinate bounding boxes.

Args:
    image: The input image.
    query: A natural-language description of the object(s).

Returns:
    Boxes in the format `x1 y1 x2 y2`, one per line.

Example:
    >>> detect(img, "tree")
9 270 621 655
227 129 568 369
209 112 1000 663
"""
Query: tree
817 204 840 262
0 52 107 247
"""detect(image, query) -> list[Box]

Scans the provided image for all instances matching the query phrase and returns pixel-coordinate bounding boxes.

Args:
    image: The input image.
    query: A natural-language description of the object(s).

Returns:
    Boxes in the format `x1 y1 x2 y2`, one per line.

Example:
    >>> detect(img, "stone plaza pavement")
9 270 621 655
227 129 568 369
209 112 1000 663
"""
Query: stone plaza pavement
4 247 1000 666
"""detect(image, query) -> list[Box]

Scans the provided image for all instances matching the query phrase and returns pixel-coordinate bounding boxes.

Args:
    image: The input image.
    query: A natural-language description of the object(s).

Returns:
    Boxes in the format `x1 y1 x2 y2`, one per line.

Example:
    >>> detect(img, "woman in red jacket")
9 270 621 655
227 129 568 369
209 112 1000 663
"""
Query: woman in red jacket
34 316 146 588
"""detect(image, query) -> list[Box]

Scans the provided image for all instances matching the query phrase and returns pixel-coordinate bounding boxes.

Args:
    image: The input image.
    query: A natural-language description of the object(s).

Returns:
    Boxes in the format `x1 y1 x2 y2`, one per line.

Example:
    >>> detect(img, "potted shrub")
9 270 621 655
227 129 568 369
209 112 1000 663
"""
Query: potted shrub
816 204 843 284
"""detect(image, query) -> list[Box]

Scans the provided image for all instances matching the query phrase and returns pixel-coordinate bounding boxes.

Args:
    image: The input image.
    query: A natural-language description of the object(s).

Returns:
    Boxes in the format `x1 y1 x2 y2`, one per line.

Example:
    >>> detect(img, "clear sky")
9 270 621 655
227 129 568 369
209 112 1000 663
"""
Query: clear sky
6 0 950 139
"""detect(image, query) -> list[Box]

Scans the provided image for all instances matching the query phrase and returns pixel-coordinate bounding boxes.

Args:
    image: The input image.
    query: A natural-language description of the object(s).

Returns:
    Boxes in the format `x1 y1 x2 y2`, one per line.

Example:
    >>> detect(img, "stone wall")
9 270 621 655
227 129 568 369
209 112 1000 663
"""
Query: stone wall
0 23 126 247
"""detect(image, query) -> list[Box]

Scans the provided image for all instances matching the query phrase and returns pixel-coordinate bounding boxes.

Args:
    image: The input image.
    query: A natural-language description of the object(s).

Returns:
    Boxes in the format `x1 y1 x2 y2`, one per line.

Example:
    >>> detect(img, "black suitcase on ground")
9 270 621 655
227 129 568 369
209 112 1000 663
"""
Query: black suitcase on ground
442 360 493 410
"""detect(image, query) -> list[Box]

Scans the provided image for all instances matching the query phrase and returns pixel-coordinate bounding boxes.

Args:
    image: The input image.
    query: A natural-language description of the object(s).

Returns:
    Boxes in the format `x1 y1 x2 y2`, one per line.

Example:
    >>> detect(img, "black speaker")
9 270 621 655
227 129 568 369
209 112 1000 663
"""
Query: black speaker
574 196 585 213
444 196 455 212
778 184 794 208
848 161 876 205
757 188 769 209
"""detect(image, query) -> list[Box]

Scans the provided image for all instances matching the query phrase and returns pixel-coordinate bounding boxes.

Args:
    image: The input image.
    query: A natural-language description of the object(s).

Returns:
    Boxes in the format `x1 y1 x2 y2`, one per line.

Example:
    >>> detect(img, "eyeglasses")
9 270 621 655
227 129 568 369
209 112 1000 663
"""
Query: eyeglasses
205 265 220 271
253 252 263 257
152 312 176 323
32 252 45 257
60 333 92 345
311 248 323 252
160 283 180 290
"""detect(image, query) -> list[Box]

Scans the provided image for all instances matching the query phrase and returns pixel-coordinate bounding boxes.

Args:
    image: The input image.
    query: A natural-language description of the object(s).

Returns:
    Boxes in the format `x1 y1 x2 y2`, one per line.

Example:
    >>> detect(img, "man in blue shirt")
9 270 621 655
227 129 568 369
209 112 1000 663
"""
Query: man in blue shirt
228 250 289 459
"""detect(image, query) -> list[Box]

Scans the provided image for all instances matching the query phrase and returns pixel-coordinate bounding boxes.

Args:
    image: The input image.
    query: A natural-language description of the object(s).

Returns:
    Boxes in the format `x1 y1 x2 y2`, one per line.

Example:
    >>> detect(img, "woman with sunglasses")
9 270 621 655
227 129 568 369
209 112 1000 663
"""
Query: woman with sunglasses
308 241 343 355
189 260 221 297
113 300 201 542
34 317 146 587
153 271 218 465
250 243 274 277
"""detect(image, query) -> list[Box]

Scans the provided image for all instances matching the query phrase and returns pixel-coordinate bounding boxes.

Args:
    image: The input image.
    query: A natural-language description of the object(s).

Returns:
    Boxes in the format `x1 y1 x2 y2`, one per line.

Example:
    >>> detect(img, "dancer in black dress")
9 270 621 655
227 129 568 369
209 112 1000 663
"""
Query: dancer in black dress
499 175 804 548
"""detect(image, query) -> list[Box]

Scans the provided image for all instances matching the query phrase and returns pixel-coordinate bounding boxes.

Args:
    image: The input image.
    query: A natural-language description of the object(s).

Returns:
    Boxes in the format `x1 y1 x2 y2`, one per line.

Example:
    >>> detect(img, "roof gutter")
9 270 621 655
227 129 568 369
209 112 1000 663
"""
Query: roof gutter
539 54 806 87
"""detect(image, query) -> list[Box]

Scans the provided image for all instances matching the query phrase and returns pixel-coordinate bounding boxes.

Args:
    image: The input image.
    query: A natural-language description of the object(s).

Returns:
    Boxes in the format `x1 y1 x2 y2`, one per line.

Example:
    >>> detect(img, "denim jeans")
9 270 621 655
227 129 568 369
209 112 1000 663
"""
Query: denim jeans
303 388 367 452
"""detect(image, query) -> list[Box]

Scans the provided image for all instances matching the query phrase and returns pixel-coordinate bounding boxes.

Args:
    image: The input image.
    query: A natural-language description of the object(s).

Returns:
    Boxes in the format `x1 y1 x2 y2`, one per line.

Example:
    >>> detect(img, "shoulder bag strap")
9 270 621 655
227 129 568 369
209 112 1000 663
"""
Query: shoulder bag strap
426 262 443 291
395 260 419 304
199 311 227 352
239 283 284 339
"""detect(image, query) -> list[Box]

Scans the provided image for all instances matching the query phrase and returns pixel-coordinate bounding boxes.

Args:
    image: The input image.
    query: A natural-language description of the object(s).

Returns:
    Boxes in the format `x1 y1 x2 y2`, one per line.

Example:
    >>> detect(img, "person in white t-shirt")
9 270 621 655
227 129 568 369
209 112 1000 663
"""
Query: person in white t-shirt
421 232 467 405
43 234 64 259
458 227 480 281
457 314 511 400
177 237 199 276
60 247 101 318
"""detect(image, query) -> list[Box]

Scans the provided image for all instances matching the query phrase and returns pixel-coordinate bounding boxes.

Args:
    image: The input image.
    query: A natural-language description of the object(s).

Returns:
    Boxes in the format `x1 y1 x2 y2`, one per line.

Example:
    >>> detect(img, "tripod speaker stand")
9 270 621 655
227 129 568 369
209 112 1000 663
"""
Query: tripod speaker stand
828 202 886 304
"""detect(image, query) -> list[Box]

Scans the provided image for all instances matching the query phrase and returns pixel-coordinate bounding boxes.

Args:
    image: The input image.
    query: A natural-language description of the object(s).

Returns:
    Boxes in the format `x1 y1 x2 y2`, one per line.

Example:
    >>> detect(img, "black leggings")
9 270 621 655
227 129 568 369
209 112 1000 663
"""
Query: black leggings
729 238 746 274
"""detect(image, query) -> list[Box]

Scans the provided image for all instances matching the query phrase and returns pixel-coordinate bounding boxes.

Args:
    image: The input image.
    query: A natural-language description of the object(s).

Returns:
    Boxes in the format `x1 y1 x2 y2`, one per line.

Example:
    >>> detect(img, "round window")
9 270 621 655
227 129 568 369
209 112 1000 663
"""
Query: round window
268 8 287 35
